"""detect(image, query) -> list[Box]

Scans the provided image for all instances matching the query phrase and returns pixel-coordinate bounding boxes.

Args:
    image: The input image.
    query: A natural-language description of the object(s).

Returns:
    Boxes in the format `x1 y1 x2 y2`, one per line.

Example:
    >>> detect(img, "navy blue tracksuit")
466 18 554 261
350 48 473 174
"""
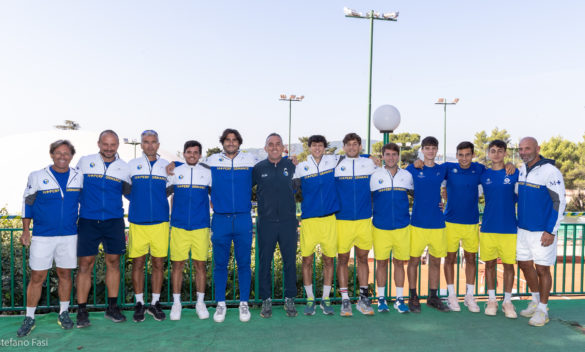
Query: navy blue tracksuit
253 157 298 300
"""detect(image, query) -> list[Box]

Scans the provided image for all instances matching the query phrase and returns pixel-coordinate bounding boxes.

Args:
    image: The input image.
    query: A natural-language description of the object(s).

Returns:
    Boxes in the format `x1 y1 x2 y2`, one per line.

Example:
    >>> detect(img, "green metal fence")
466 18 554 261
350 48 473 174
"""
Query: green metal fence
1 223 583 312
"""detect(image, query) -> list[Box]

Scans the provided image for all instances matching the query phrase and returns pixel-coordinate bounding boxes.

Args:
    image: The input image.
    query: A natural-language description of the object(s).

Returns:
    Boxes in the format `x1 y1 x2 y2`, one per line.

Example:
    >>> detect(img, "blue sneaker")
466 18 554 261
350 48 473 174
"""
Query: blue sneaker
394 298 410 313
377 298 390 313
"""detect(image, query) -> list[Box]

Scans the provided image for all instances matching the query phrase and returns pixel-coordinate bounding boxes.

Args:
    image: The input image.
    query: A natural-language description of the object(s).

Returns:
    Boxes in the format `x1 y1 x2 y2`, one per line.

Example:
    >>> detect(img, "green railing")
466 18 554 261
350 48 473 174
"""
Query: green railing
1 223 583 312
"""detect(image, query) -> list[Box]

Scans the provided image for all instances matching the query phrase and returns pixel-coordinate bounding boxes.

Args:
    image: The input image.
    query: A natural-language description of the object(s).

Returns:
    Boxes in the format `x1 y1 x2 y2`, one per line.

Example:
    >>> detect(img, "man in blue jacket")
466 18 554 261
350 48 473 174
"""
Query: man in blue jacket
18 140 82 337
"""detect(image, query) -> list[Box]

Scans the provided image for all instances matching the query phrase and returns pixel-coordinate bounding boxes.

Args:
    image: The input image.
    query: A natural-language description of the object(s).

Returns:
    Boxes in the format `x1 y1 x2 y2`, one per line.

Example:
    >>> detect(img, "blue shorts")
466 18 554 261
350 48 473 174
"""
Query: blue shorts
77 217 126 257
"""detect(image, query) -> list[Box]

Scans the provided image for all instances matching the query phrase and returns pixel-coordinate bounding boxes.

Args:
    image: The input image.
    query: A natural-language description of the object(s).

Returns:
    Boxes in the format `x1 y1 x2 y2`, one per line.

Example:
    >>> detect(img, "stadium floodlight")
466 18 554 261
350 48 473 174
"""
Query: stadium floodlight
435 98 460 162
279 94 305 155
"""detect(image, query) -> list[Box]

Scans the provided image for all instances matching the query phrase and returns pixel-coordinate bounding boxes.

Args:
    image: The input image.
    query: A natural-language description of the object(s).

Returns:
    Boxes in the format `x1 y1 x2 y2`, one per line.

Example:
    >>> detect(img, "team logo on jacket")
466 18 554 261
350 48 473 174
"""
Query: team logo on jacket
219 158 224 162
283 168 289 176
137 165 142 170
42 179 49 184
178 175 184 180
341 166 346 171
89 162 95 168
378 179 384 184
304 166 309 171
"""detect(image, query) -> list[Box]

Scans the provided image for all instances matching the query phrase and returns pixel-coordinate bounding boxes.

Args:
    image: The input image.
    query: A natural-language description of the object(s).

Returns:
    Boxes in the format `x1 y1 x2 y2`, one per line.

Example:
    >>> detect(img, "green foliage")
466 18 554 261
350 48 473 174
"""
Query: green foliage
205 147 221 158
473 128 512 164
372 132 421 167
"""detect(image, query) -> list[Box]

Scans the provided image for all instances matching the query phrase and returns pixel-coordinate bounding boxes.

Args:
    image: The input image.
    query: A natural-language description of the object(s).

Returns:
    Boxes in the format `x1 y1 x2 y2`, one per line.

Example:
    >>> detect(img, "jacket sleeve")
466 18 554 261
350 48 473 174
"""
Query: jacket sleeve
22 173 37 218
545 167 566 234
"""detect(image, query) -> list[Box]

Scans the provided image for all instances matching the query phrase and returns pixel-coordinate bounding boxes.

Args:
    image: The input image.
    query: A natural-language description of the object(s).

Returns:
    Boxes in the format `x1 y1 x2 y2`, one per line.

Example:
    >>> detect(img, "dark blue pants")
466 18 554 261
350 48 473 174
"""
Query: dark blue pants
211 213 253 302
257 219 298 300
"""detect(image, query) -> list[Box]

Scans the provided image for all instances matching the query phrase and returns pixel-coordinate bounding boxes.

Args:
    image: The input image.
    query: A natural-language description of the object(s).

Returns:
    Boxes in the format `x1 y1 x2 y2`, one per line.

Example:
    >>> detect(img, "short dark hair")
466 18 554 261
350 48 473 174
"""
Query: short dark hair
488 139 507 151
342 133 361 146
220 128 243 145
456 141 474 154
183 140 202 153
98 129 119 142
50 140 76 155
382 143 400 155
421 136 439 147
308 135 327 147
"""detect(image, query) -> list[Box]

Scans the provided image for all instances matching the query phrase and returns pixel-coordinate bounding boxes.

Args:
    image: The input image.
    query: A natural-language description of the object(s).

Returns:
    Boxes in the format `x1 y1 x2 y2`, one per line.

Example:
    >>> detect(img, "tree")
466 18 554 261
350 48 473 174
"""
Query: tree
473 128 511 164
206 147 221 157
541 136 580 189
372 132 421 167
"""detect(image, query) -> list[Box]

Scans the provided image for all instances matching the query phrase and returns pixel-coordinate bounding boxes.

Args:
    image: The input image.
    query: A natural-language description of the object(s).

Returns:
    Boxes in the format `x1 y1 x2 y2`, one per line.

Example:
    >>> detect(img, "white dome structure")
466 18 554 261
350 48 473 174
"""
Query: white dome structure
0 130 177 214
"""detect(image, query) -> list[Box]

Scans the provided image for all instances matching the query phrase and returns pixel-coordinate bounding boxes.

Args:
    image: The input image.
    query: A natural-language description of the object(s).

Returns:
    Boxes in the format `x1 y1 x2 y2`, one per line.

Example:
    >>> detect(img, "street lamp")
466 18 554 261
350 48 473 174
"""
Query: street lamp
344 7 399 154
435 98 459 162
123 138 140 158
279 94 304 155
373 104 401 149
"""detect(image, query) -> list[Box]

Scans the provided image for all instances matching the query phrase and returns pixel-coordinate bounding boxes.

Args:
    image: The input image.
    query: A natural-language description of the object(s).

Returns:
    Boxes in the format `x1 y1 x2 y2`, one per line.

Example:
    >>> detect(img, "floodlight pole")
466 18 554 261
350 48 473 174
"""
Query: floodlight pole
435 99 459 163
279 95 304 154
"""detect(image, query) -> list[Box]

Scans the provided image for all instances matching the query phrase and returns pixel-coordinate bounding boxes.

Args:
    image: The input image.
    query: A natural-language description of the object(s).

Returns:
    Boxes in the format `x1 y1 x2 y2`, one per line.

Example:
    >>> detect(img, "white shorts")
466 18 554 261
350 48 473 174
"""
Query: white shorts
516 228 557 266
29 235 78 270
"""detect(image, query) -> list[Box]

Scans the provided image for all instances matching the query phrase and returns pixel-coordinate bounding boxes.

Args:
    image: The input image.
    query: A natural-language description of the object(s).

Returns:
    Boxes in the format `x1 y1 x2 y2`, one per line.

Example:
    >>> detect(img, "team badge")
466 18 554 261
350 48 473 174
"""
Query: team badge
178 175 184 180
341 166 346 171
378 179 384 184
219 158 224 162
304 166 309 171
137 165 142 170
283 168 289 176
453 168 458 173
42 179 49 184
89 162 95 168
503 177 510 184
485 178 492 185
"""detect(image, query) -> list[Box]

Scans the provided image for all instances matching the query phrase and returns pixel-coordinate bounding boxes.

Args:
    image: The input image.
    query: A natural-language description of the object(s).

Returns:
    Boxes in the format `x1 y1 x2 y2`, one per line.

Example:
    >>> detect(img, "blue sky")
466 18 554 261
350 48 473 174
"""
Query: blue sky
1 1 584 155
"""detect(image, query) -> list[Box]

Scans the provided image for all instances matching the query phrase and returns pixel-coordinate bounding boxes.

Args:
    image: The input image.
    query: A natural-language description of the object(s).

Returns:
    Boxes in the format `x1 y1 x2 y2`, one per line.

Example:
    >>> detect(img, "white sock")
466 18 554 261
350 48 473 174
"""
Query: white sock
447 284 456 297
26 307 36 318
197 292 205 304
304 285 314 300
151 293 160 305
531 292 540 302
322 285 332 300
240 301 248 307
488 290 496 300
135 293 144 304
340 288 349 300
537 302 548 312
504 292 512 303
173 293 181 304
377 287 386 298
59 301 69 314
466 284 474 296
396 287 404 300
217 301 226 307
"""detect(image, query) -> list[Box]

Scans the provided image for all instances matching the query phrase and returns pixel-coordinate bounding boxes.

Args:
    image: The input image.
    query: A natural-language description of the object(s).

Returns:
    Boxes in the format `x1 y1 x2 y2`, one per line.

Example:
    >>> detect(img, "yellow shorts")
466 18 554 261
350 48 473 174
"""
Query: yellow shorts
170 227 210 262
300 215 337 257
446 222 479 253
479 233 517 264
337 219 372 253
128 222 170 258
372 226 410 261
410 226 447 258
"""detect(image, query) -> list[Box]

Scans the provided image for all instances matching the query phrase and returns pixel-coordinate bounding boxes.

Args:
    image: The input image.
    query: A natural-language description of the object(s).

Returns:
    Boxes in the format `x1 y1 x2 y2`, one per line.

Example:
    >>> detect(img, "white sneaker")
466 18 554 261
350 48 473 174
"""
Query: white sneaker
196 302 209 320
528 309 549 326
447 295 461 312
520 300 539 318
464 295 480 313
239 302 251 322
502 301 518 319
170 302 182 320
484 299 498 316
214 304 226 323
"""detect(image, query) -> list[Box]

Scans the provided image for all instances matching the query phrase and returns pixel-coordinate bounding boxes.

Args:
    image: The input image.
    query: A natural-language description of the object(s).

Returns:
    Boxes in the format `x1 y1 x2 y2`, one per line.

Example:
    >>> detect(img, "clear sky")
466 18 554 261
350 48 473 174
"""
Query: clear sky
1 1 584 156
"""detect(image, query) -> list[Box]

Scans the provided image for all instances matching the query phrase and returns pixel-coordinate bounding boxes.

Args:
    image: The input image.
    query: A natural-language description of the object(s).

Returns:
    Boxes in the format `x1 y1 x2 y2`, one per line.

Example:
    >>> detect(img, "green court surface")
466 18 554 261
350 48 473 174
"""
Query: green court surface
1 299 583 352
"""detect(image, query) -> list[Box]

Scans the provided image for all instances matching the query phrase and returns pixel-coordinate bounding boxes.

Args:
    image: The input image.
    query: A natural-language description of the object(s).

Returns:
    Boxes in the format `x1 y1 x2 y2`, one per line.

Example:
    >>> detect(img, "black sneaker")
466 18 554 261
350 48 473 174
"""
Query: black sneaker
427 296 450 312
260 298 272 318
105 305 127 323
284 297 298 317
17 317 35 337
76 308 91 328
409 295 421 313
147 302 166 321
133 302 146 322
58 311 74 330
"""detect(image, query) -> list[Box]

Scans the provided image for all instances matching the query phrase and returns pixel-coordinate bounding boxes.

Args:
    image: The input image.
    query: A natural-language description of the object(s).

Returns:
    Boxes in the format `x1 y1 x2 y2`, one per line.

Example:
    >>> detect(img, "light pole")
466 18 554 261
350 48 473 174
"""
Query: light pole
279 94 304 155
435 98 459 162
344 7 399 154
123 138 140 158
373 105 401 160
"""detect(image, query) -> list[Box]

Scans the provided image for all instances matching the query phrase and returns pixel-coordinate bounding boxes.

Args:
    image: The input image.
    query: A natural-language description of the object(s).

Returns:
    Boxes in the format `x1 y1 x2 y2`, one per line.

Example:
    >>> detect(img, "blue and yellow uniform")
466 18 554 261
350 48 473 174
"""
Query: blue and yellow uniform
294 154 340 257
206 151 259 303
168 162 212 262
406 163 448 258
334 156 377 253
370 168 413 261
127 154 171 258
444 162 485 253
479 168 519 264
